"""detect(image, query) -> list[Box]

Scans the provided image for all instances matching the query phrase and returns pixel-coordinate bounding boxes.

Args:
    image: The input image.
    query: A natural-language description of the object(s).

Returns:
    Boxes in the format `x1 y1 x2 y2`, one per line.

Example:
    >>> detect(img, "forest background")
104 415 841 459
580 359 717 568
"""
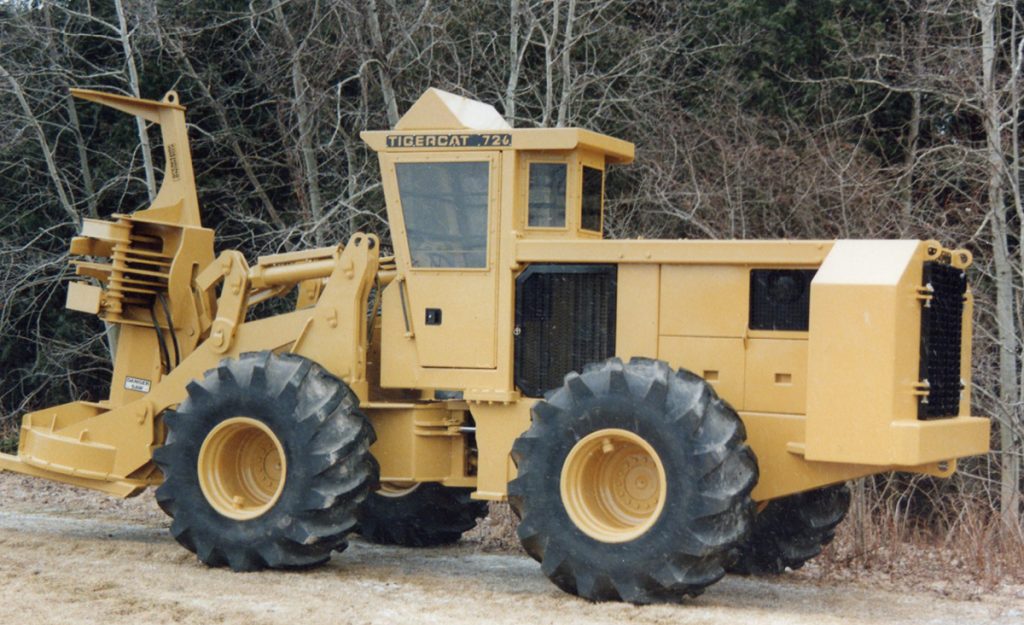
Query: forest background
0 0 1022 581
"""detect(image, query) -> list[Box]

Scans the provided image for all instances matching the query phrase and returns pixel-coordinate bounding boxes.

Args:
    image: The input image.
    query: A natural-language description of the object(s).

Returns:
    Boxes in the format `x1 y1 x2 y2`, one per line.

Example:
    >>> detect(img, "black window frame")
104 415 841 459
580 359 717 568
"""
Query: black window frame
580 166 604 233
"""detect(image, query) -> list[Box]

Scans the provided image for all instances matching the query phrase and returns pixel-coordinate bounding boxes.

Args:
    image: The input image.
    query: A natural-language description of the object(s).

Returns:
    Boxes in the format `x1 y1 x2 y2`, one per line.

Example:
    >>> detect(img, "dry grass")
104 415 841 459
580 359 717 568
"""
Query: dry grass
0 421 18 455
462 492 1024 598
814 495 1024 595
463 502 522 553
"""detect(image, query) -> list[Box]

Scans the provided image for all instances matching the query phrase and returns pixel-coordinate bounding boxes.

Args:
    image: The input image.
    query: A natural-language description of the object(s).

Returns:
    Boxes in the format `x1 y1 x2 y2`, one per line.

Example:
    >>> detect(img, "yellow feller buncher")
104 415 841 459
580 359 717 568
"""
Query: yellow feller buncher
0 87 990 603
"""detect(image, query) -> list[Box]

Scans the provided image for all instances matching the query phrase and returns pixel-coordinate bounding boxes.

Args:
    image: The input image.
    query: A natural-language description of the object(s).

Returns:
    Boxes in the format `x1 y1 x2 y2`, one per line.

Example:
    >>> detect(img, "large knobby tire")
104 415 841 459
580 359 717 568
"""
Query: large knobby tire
508 357 758 604
153 351 378 571
729 484 851 575
357 482 488 546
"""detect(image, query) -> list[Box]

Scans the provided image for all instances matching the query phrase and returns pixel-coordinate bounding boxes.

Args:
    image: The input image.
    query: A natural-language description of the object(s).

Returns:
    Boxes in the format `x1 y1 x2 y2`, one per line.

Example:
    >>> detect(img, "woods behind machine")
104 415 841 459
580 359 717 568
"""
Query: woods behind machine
0 87 989 603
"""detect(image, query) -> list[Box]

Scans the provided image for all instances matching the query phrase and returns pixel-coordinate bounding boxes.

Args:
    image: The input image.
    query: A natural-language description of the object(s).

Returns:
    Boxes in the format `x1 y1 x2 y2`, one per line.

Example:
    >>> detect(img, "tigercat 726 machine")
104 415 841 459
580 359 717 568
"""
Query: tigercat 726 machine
0 87 989 603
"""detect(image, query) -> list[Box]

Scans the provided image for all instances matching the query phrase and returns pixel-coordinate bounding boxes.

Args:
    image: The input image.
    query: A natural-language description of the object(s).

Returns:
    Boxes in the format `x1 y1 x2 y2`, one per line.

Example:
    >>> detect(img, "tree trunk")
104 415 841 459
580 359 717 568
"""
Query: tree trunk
271 0 325 244
541 0 560 127
63 94 97 219
367 0 400 128
555 0 576 127
899 7 926 234
167 38 285 229
41 4 96 219
504 0 521 125
114 0 157 202
0 62 77 223
979 0 1021 532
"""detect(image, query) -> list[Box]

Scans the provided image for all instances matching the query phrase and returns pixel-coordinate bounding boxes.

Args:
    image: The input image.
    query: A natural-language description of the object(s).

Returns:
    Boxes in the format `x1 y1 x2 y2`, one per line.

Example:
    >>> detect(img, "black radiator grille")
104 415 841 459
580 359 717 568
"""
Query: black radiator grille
919 261 967 419
514 264 617 398
749 269 816 331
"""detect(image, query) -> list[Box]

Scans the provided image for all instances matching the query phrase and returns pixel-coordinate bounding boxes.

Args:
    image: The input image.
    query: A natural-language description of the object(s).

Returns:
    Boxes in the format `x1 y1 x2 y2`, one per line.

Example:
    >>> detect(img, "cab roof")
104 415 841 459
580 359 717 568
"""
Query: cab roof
360 88 635 164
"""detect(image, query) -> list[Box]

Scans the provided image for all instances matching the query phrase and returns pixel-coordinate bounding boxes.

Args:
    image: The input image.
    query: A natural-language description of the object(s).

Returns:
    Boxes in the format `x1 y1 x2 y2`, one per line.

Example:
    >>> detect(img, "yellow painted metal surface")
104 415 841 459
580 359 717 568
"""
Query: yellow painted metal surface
378 151 501 369
614 265 659 361
961 291 974 416
394 88 512 132
363 402 474 487
70 89 201 226
516 238 834 265
0 453 146 497
740 412 884 501
468 401 533 500
744 339 808 415
362 88 634 164
658 336 745 408
2 87 990 513
197 417 286 520
659 265 750 337
889 417 990 465
804 241 942 464
560 429 667 543
66 281 103 314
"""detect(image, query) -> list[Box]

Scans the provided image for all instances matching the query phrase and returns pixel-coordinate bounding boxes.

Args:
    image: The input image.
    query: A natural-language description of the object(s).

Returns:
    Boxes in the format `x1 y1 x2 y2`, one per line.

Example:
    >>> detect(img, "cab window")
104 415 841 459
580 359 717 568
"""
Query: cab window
527 163 567 228
581 166 603 232
395 162 489 268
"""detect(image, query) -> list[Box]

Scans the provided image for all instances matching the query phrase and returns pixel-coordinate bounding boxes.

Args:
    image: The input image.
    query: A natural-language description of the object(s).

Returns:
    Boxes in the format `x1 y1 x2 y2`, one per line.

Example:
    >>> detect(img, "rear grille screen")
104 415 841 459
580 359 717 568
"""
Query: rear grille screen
749 269 816 331
515 264 617 398
919 261 967 419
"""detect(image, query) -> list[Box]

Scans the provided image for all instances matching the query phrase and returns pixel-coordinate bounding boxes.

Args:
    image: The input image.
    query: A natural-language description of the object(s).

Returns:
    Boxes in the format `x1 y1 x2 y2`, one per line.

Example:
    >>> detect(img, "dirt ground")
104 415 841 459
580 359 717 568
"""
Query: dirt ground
0 473 1019 625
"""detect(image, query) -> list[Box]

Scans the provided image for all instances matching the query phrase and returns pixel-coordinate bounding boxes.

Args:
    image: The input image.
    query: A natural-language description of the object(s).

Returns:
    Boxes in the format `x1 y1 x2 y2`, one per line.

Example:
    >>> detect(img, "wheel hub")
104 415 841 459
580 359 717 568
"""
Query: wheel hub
560 428 667 543
197 417 287 520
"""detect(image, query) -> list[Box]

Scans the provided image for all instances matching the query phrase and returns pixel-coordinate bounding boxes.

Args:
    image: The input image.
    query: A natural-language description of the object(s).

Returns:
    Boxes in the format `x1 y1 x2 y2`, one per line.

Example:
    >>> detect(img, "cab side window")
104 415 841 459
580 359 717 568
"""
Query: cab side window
581 166 604 232
527 163 567 228
396 162 489 268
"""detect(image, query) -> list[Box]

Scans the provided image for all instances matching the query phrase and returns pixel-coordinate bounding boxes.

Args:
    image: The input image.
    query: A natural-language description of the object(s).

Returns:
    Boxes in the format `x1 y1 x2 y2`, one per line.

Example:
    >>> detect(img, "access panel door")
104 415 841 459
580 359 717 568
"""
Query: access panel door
386 152 500 369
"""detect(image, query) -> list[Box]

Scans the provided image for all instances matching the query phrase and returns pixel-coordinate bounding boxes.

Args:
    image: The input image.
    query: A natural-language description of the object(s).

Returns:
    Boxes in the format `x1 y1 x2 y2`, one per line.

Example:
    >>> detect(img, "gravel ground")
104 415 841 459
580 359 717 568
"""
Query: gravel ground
0 472 1020 625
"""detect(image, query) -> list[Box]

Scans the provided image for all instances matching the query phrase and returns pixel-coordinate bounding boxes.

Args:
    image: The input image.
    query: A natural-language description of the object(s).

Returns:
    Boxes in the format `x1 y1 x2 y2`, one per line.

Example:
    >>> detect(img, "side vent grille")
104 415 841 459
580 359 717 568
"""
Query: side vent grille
514 265 617 398
749 269 816 331
919 261 966 419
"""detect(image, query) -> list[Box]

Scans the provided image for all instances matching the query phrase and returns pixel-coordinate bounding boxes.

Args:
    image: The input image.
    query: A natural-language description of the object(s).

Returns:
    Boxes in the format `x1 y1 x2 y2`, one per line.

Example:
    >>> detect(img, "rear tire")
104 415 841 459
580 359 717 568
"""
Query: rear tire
154 351 378 571
357 483 488 546
729 484 851 575
509 357 758 604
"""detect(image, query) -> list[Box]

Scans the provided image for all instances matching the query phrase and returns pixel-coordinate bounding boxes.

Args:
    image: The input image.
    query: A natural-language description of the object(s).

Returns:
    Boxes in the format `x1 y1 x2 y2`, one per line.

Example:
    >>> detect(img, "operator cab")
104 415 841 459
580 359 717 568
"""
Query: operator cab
361 88 633 395
519 147 607 239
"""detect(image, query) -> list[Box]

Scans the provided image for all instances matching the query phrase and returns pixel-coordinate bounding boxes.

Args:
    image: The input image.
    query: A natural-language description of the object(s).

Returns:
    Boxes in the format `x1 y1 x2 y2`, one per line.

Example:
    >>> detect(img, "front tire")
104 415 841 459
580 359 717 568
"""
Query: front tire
154 351 378 571
509 357 758 604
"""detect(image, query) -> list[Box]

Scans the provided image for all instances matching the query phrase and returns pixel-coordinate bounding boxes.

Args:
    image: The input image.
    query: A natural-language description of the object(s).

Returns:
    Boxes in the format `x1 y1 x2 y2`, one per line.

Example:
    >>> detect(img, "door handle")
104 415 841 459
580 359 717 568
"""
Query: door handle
397 276 414 338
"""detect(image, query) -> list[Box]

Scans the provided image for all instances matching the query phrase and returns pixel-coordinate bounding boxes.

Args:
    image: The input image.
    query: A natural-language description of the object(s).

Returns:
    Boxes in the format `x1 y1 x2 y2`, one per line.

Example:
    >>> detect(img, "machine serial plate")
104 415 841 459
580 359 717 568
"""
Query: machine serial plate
385 133 512 148
124 376 151 393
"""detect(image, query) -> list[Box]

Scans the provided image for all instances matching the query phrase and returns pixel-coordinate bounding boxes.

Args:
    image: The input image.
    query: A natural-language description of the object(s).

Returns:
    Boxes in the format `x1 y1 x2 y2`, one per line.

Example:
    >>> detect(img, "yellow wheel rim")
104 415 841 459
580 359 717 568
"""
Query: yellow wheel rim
377 481 421 498
560 428 667 543
198 417 287 520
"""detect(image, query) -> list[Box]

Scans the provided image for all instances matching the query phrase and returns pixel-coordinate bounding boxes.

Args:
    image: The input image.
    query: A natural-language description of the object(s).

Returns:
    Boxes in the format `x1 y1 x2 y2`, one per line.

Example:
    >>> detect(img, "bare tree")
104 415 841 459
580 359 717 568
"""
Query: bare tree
977 0 1023 532
113 0 156 200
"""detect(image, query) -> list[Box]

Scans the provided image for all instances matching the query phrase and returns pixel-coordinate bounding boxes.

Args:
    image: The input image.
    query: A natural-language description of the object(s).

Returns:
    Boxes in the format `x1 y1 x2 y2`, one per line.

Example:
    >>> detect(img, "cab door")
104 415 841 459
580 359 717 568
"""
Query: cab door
383 152 501 369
